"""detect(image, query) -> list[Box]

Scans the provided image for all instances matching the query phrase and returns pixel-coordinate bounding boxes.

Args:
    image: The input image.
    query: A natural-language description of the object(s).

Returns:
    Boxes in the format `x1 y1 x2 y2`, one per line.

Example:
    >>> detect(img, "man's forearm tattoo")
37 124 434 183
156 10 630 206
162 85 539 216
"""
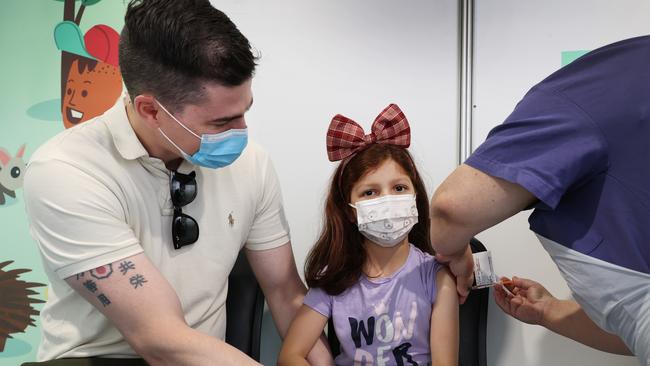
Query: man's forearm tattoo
129 274 148 289
119 260 136 275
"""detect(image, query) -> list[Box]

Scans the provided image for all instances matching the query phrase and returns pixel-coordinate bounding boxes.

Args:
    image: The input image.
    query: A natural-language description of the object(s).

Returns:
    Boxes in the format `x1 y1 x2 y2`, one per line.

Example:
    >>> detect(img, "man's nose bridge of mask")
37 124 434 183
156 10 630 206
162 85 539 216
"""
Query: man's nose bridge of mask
161 102 249 140
232 116 247 130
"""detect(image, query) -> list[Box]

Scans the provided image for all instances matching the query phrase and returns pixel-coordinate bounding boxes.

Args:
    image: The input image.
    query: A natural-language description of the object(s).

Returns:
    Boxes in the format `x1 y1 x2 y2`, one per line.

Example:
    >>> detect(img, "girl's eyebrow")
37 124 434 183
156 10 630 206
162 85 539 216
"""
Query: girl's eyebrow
389 177 411 184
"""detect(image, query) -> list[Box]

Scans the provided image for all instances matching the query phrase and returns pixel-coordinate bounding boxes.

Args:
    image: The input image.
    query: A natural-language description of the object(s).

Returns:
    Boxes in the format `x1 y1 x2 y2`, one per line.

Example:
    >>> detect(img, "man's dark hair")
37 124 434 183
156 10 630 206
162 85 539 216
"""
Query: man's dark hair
119 0 257 111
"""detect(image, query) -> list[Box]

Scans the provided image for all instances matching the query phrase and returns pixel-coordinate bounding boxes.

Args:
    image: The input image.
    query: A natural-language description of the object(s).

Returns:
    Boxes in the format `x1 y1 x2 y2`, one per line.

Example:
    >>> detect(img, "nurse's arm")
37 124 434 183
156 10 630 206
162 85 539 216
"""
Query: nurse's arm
429 164 537 301
543 300 633 355
430 163 537 255
65 252 259 366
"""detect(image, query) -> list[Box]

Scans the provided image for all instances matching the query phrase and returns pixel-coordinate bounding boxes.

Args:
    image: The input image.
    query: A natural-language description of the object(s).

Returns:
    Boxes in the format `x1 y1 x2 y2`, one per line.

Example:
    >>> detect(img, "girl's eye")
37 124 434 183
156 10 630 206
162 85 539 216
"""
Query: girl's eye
363 190 374 196
395 185 408 192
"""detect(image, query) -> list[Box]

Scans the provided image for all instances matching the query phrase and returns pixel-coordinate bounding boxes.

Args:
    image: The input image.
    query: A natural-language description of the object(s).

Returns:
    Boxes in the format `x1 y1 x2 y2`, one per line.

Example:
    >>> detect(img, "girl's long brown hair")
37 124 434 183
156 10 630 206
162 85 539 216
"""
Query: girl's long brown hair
305 144 432 296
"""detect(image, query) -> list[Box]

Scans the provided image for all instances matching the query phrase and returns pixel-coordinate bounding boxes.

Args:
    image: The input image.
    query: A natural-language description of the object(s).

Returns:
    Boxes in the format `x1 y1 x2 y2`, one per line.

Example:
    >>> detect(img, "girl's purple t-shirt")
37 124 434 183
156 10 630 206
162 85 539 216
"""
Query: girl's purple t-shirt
304 244 441 366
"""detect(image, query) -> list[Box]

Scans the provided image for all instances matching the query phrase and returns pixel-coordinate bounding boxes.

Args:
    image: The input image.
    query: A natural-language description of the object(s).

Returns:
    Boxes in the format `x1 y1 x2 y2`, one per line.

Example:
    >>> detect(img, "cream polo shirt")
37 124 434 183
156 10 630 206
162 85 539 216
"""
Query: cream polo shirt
23 97 291 360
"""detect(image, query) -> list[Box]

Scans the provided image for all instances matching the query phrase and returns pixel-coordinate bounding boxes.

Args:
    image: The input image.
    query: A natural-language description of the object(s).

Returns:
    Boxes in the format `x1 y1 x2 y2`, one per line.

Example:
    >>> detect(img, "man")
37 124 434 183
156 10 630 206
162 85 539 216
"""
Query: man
429 35 649 364
23 0 331 364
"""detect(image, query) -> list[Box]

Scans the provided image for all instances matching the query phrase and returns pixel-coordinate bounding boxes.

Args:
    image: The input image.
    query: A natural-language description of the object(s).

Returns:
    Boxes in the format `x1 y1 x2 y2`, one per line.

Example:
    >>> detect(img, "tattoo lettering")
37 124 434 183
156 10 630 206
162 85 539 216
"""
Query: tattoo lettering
83 279 98 293
129 274 148 289
97 293 111 307
119 260 136 275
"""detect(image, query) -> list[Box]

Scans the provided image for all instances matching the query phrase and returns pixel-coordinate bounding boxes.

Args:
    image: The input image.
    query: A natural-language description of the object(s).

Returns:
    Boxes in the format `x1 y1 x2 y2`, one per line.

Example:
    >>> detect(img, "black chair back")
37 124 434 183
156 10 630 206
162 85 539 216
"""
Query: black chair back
225 250 265 362
460 238 489 366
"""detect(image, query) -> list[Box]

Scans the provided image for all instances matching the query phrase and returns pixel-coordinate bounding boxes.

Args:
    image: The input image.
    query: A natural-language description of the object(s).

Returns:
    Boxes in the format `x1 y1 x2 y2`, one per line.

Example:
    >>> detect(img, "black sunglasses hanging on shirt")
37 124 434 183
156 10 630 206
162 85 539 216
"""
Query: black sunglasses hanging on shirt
170 170 199 249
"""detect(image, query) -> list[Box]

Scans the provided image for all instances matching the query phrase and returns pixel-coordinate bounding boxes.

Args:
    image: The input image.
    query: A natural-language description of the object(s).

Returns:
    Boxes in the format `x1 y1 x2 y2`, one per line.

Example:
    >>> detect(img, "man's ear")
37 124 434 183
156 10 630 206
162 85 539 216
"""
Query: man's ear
133 95 162 129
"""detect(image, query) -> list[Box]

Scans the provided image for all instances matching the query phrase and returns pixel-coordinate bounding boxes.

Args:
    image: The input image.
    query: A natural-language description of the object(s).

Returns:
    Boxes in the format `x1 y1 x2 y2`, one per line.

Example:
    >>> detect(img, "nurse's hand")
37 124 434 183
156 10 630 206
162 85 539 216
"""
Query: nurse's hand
494 276 633 355
435 245 474 304
493 276 556 326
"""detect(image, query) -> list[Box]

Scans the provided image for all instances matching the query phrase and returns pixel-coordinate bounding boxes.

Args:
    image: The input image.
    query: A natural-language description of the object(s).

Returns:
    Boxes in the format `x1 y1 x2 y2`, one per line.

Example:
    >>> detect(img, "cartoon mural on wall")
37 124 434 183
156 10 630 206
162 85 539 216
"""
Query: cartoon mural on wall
0 261 45 352
54 0 123 128
0 1 128 362
0 146 26 206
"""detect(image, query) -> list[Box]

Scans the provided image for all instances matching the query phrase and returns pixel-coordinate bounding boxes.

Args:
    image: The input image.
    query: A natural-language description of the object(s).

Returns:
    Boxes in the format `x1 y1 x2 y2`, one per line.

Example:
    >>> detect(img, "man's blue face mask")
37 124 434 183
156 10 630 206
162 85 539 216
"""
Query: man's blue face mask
156 101 248 169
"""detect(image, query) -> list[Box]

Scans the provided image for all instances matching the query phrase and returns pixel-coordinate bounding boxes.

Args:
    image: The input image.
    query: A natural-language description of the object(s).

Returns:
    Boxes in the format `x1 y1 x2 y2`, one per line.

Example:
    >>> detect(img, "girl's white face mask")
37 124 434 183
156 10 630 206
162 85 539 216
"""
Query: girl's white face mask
349 194 418 247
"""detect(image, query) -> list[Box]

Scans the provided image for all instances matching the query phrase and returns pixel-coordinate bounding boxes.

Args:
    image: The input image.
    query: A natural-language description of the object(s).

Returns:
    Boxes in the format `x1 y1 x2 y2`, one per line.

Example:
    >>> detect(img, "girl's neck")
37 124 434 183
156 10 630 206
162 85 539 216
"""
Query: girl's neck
362 239 410 279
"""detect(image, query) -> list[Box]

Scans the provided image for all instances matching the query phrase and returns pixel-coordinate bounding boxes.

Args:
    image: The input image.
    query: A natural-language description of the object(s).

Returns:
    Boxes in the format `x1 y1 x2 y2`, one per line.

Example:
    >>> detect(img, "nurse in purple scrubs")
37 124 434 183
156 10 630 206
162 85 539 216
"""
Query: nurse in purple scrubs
429 35 650 365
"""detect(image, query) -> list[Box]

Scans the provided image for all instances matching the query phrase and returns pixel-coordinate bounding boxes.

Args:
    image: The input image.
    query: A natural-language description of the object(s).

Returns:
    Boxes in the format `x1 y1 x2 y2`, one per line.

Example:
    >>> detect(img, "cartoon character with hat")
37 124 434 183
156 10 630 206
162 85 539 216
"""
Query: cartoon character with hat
54 22 123 128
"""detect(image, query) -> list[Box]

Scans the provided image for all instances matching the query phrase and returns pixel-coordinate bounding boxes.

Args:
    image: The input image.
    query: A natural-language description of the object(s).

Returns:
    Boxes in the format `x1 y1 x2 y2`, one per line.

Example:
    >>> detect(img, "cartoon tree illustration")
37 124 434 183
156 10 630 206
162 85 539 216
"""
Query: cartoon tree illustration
0 261 45 351
54 0 104 108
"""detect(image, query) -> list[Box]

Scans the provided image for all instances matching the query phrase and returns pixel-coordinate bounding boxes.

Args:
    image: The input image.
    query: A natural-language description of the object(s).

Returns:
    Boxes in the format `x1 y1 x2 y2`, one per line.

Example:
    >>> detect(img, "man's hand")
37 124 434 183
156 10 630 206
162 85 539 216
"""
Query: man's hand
435 245 474 304
493 276 554 325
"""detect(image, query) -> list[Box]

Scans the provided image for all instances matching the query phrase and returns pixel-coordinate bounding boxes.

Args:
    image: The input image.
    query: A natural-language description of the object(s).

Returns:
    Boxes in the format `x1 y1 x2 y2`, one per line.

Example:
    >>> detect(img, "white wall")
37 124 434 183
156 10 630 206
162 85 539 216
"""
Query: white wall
211 1 460 364
472 1 649 365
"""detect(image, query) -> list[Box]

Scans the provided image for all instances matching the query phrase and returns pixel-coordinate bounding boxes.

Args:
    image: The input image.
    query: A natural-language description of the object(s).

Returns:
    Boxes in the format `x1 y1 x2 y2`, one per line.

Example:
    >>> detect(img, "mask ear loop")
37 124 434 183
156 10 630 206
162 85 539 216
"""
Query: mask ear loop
156 100 201 139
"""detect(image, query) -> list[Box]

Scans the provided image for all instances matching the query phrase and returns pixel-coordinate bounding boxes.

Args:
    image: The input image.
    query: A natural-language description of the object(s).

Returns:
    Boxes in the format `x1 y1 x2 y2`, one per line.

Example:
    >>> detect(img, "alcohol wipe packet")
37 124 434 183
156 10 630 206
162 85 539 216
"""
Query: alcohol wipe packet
471 251 515 296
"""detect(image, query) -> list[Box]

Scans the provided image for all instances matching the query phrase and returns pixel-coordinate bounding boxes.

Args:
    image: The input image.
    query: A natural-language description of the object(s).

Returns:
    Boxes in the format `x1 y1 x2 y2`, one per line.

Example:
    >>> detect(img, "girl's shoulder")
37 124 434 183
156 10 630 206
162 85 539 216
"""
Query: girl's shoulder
408 244 443 282
408 244 444 303
409 244 441 267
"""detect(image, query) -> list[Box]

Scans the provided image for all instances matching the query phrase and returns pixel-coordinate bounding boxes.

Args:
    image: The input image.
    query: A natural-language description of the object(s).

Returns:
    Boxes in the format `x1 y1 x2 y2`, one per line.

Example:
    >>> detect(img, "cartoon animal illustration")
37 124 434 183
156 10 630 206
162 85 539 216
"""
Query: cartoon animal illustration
0 261 45 351
0 145 26 205
55 22 123 128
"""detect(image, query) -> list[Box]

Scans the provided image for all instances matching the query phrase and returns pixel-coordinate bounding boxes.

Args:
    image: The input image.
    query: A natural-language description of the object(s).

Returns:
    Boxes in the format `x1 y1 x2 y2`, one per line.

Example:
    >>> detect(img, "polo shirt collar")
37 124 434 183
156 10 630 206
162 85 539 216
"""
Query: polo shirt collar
105 95 149 161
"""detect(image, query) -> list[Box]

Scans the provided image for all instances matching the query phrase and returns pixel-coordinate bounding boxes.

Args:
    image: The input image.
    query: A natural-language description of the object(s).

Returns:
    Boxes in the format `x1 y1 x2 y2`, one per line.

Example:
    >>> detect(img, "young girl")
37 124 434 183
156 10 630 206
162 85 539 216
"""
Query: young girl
279 104 459 366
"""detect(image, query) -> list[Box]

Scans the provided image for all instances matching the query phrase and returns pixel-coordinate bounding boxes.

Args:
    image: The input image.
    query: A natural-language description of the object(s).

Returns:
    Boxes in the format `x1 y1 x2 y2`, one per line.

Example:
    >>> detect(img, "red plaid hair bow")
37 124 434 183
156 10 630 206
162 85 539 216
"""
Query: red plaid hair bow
326 104 411 162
